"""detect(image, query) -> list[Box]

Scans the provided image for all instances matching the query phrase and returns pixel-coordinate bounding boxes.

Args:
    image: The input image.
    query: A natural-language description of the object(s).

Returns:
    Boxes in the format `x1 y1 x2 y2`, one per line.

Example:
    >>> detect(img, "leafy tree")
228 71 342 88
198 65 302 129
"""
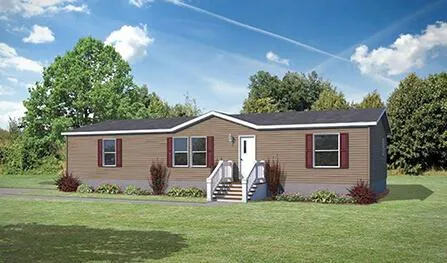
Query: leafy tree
169 93 201 117
387 72 447 174
311 87 350 111
241 97 278 113
10 37 200 172
355 90 385 109
242 71 331 113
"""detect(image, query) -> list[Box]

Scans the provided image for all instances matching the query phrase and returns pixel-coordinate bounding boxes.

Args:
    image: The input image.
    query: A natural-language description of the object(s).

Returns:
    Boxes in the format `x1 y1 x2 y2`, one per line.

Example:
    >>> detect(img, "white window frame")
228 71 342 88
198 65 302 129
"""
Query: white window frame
102 138 116 167
190 136 207 168
173 136 189 168
313 133 340 168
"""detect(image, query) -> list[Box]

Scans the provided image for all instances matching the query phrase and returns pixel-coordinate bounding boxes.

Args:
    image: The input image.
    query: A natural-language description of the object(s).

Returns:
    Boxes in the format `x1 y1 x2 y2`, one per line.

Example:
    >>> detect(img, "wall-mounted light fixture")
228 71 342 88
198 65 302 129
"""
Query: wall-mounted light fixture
228 133 235 144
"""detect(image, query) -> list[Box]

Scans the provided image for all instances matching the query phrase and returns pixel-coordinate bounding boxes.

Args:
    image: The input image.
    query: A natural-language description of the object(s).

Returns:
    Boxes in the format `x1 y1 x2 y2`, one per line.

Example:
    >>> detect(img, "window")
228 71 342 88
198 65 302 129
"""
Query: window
191 137 207 167
173 137 188 167
103 139 116 166
313 134 339 168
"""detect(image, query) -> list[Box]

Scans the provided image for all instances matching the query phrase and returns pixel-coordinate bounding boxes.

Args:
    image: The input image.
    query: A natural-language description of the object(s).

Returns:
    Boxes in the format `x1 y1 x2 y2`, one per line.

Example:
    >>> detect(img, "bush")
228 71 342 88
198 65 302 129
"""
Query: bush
309 190 339 204
55 172 80 192
77 184 93 193
347 180 377 204
275 193 307 202
149 160 170 195
124 185 149 195
167 186 205 197
96 184 120 194
265 158 283 197
275 191 355 204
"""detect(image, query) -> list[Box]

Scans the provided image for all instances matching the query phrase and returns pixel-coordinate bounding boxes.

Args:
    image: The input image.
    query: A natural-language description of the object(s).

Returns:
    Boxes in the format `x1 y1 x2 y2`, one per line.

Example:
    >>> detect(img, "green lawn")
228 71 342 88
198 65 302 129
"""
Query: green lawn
0 176 446 262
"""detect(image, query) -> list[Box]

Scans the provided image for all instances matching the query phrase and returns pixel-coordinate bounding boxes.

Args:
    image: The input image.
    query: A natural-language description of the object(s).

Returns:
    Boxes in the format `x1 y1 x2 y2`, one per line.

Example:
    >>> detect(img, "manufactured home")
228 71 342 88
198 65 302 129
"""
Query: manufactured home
62 108 390 202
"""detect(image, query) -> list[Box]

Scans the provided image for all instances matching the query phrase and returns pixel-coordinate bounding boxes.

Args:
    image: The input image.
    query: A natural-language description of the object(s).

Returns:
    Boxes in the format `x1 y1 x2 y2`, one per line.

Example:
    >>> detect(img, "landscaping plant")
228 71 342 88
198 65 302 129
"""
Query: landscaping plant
265 158 283 197
149 160 170 195
124 185 147 195
77 184 94 193
167 187 205 197
347 180 377 204
96 184 120 194
55 171 80 192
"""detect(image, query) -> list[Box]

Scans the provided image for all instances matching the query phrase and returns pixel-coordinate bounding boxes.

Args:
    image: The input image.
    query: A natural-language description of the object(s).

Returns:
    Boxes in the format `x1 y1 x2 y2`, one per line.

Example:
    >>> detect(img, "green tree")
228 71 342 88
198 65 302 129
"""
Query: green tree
169 93 201 117
311 88 350 111
387 72 447 174
242 71 331 113
355 90 385 109
241 97 278 113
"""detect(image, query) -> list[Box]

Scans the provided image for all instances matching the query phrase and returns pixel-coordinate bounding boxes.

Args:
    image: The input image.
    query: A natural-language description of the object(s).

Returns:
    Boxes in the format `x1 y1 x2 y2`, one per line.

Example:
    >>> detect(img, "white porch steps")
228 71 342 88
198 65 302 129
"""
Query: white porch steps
212 181 265 202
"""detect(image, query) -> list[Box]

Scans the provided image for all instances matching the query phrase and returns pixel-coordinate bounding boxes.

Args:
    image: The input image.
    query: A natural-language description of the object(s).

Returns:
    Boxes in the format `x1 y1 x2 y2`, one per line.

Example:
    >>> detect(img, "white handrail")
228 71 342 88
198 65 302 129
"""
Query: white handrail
241 160 265 202
206 160 233 202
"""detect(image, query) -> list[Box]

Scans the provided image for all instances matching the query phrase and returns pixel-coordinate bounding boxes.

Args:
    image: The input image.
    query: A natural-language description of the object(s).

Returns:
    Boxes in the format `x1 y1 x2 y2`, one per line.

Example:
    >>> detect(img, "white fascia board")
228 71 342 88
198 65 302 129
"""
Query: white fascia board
61 111 379 136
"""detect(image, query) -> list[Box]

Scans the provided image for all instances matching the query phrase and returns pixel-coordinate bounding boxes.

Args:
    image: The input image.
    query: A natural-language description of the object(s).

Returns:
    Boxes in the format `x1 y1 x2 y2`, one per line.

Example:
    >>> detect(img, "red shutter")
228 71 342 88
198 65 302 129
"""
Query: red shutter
340 133 349 168
116 138 122 167
97 139 103 167
207 136 214 168
167 137 173 167
305 134 313 168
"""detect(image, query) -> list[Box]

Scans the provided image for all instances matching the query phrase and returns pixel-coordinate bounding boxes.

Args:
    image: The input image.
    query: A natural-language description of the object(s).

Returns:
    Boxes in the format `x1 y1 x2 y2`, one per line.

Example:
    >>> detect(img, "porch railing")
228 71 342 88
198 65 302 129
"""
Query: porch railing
241 160 265 203
206 160 233 202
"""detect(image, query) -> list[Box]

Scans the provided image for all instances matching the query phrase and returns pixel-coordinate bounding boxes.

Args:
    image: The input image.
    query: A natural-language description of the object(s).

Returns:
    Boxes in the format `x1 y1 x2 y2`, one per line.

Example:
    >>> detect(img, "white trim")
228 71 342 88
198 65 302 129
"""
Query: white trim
238 135 256 180
190 136 207 168
173 136 189 168
102 138 116 167
61 111 381 136
313 133 340 168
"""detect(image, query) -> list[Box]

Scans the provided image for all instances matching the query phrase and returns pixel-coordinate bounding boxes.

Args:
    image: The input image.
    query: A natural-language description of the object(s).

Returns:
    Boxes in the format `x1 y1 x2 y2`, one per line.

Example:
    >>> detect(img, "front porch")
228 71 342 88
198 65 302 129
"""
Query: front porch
206 160 268 202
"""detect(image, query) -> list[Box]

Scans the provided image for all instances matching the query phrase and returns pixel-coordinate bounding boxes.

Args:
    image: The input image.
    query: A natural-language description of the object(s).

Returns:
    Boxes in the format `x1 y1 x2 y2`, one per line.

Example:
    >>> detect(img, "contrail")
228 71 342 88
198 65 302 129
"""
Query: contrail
167 0 350 62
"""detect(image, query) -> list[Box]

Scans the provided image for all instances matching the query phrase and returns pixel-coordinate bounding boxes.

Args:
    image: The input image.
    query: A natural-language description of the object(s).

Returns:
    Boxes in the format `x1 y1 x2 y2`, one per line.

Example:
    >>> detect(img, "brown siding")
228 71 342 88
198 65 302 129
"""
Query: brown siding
67 116 370 187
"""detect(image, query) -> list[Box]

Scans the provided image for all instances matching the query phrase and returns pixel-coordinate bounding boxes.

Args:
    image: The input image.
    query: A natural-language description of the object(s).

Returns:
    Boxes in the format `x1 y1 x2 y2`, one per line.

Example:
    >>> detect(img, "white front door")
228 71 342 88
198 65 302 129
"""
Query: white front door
239 135 256 179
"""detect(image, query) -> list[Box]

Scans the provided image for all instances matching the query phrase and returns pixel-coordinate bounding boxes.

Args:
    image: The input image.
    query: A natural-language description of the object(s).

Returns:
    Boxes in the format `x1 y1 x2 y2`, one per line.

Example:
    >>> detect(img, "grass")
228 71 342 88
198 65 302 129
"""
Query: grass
0 174 206 203
0 176 446 262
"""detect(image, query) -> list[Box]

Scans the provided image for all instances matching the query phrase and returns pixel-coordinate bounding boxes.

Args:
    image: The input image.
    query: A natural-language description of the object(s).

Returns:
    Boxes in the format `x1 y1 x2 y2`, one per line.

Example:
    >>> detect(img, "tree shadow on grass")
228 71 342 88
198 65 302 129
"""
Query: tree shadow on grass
382 184 433 201
0 223 187 263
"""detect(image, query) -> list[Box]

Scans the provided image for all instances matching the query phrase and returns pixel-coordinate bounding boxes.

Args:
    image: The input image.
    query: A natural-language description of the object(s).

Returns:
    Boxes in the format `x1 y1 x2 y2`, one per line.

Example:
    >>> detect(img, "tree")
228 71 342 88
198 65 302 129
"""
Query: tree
169 93 201 117
242 71 331 113
355 90 385 109
311 88 350 111
387 72 447 174
241 97 278 113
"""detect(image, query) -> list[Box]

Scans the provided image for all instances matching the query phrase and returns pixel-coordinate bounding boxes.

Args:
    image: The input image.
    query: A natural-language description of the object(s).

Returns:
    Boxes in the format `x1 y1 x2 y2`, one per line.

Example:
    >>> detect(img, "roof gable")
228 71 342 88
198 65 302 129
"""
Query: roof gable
62 108 387 136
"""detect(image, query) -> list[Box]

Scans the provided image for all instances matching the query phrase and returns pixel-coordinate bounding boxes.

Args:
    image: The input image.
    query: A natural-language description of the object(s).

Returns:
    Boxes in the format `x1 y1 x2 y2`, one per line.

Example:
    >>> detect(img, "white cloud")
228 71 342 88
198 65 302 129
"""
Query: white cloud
0 101 25 128
266 51 289 66
0 85 14 95
0 15 9 21
0 0 89 17
105 24 154 62
22 25 55 44
203 77 246 97
129 0 153 8
7 77 18 83
0 42 43 73
351 21 447 76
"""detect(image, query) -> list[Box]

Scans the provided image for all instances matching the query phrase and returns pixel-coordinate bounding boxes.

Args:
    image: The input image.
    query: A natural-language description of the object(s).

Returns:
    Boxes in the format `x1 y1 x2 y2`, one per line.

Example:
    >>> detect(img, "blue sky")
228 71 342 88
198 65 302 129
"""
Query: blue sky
1 0 447 128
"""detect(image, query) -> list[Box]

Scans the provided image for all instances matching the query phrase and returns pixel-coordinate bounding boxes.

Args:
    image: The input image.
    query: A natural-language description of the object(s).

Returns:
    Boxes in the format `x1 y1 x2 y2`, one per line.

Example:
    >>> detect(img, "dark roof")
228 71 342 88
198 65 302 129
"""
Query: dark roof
70 116 195 132
230 108 384 125
66 108 385 133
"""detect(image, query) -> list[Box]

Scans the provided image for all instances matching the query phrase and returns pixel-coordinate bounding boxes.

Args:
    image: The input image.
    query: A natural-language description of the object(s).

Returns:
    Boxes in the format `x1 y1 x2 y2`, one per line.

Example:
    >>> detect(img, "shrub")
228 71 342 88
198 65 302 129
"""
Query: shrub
309 190 339 204
167 186 206 197
55 171 80 192
124 185 147 195
275 193 307 202
96 184 120 194
149 160 170 195
265 158 283 197
347 180 377 204
77 184 93 193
